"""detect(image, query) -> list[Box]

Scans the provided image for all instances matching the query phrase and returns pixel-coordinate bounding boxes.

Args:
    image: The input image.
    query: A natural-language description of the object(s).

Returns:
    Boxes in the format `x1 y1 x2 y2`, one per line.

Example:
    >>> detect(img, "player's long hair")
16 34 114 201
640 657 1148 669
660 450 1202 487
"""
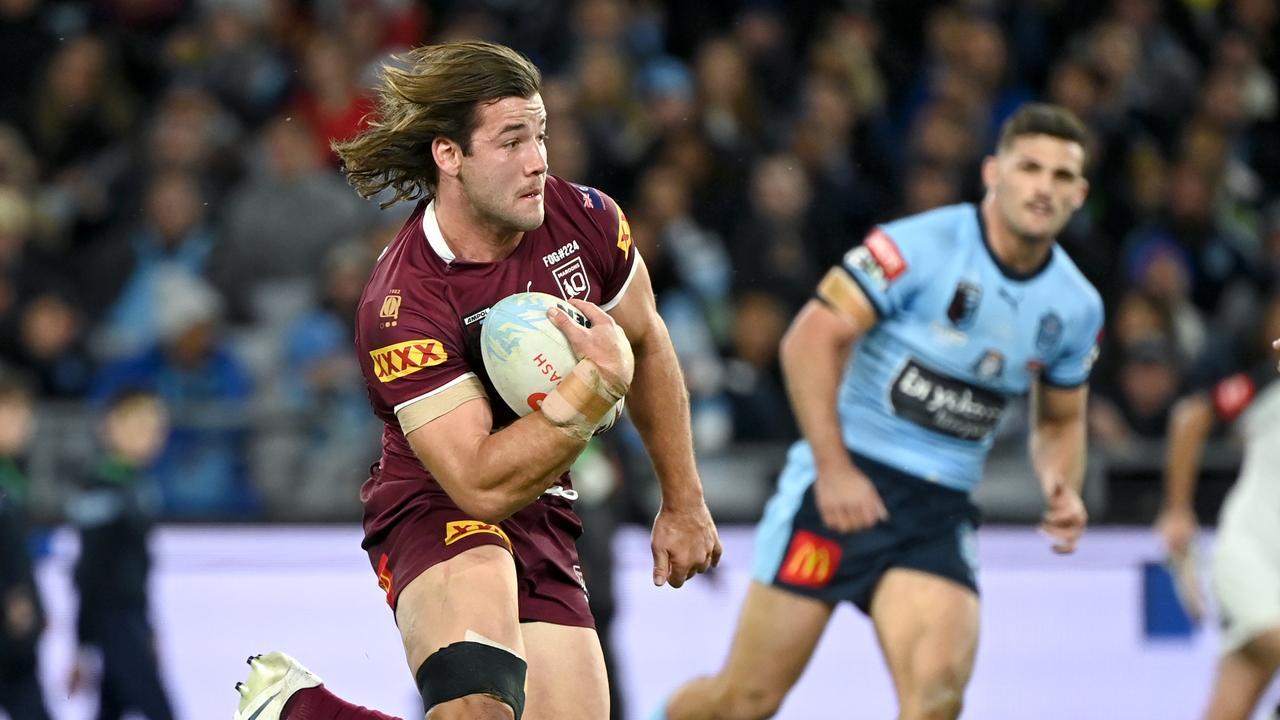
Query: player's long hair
333 41 542 207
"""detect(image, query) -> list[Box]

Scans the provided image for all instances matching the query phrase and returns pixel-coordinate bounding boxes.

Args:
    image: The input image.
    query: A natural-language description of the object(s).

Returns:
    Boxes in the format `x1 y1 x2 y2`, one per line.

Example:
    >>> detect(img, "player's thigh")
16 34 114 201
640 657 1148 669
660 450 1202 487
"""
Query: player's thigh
520 622 608 720
1205 646 1277 720
395 544 525 672
870 568 979 692
1241 627 1280 673
721 581 834 694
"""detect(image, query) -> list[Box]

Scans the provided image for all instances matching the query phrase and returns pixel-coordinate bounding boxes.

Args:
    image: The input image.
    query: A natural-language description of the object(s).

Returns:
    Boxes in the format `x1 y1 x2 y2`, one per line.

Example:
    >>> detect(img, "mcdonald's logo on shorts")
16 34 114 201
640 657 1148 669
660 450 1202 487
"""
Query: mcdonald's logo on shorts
778 530 841 588
444 520 512 551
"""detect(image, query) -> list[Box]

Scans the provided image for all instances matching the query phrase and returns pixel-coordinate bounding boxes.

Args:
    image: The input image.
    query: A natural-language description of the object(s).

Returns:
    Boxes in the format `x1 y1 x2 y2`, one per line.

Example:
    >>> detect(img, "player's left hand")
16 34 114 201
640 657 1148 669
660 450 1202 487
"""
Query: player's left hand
1040 484 1087 554
651 499 722 588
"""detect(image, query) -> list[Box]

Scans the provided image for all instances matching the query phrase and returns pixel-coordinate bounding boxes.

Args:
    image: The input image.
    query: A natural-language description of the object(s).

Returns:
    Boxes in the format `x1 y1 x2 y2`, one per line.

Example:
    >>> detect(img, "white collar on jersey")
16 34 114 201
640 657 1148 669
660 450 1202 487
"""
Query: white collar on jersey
420 200 456 263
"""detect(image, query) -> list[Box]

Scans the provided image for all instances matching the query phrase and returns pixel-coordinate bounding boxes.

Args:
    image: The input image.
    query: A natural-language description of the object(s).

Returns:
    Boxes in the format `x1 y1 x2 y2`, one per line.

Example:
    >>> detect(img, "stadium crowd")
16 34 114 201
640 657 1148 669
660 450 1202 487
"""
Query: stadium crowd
0 0 1277 522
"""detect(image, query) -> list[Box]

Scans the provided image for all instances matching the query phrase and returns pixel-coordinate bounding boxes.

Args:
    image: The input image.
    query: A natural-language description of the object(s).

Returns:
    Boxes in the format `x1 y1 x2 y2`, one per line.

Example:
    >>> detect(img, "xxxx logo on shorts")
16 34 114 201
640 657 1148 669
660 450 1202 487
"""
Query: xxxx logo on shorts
369 339 447 382
778 530 842 588
444 520 512 551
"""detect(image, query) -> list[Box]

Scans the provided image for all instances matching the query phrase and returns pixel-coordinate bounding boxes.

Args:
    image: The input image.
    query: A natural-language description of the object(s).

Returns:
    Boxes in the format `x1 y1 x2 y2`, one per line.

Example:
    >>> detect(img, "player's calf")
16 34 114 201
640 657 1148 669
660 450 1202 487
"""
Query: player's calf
664 674 785 720
715 680 787 720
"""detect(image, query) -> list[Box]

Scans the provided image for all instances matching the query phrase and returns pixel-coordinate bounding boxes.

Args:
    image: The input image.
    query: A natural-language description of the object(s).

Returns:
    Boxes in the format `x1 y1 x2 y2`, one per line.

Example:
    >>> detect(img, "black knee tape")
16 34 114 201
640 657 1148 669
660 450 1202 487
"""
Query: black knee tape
416 641 527 718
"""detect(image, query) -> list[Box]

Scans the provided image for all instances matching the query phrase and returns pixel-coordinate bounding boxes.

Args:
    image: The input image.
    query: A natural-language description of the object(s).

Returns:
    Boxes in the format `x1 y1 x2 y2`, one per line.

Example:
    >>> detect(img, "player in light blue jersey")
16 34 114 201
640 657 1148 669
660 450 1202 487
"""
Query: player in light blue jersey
655 104 1103 720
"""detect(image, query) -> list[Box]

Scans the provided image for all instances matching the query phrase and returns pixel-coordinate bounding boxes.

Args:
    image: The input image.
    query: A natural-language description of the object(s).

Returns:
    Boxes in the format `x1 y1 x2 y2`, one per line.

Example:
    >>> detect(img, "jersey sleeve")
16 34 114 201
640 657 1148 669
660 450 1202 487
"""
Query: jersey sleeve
1043 294 1104 388
357 293 482 430
835 225 941 319
576 184 638 311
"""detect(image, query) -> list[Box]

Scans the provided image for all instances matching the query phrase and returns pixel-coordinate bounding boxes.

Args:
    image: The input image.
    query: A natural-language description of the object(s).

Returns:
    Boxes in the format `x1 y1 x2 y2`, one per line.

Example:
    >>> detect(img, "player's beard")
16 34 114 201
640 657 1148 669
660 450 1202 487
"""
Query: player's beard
458 169 544 234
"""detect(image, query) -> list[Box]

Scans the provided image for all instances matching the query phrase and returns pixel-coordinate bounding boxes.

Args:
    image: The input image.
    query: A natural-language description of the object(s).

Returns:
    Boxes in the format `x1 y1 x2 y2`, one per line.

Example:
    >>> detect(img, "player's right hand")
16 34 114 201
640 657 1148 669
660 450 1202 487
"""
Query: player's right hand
1156 505 1197 557
814 463 888 534
548 299 635 393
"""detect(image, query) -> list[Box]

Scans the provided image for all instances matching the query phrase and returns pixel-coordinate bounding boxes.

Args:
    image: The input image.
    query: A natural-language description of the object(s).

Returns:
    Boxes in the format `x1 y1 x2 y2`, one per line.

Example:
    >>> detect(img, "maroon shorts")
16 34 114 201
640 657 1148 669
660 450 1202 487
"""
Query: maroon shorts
360 465 594 628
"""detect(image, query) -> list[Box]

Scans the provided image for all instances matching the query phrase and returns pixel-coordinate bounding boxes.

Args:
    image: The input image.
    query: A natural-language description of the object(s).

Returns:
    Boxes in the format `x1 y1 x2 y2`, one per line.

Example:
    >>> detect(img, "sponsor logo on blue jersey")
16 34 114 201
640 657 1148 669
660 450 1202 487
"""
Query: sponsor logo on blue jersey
890 359 1008 441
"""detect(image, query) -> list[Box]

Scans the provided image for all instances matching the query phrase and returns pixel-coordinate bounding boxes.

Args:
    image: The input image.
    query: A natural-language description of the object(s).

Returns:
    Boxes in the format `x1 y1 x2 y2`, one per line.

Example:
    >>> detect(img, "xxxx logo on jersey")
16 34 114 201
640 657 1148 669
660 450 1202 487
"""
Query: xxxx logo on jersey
444 520 512 551
616 207 633 259
369 339 447 382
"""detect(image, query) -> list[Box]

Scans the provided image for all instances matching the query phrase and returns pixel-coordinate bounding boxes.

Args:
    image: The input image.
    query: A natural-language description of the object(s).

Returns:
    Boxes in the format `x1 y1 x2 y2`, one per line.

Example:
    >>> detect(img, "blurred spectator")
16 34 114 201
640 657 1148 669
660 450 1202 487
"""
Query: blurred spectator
1091 335 1185 449
211 113 375 322
1091 290 1186 452
732 5 799 113
574 43 650 191
722 291 795 443
0 375 50 719
166 2 291 126
633 164 730 322
332 0 425 88
0 187 38 323
0 187 92 397
14 292 92 399
93 272 256 517
0 0 58 132
898 159 962 217
631 165 732 452
288 31 376 166
0 125 37 192
731 154 822 308
639 56 698 139
66 388 174 718
1109 0 1202 129
136 87 245 204
1122 235 1207 363
1122 160 1263 324
88 169 216 359
265 243 379 517
694 36 764 154
28 34 136 176
788 73 888 268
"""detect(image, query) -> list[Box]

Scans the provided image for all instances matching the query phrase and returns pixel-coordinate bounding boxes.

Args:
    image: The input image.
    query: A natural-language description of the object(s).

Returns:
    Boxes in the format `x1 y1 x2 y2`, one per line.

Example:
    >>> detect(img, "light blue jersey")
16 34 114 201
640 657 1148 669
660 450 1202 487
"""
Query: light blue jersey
821 202 1103 493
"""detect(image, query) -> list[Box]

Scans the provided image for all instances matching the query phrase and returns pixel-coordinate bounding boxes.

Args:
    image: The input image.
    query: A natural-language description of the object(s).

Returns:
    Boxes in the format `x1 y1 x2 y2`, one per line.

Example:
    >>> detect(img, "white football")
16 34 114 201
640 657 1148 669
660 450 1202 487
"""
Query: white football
480 291 624 434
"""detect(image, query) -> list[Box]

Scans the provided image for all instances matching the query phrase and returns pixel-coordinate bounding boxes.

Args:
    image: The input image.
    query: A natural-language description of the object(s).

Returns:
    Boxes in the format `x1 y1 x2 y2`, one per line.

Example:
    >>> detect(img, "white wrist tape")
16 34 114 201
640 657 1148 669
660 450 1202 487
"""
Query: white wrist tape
540 359 627 442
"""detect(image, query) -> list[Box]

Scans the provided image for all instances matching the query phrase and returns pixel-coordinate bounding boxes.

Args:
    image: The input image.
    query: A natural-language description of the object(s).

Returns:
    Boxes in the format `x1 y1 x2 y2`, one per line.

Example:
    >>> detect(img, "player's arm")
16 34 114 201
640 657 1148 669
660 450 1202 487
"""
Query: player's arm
1029 382 1089 553
607 254 722 587
607 254 700 507
406 303 632 524
783 271 873 469
1155 392 1214 555
782 267 887 532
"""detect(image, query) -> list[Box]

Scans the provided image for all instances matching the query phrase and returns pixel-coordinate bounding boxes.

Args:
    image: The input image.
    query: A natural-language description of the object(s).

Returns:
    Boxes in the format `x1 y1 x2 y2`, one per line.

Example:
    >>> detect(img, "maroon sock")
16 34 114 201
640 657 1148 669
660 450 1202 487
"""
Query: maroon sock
281 685 403 720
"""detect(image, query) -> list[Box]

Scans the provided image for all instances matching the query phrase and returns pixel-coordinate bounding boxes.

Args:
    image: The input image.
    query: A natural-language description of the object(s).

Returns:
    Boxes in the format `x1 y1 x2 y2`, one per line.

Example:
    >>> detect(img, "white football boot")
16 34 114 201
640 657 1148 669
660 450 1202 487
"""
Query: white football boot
233 652 323 720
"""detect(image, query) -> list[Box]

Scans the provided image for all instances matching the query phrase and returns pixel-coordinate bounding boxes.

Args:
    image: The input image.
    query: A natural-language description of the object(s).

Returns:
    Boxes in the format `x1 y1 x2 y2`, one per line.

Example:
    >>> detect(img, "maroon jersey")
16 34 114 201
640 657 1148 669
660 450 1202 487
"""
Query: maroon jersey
355 175 637 487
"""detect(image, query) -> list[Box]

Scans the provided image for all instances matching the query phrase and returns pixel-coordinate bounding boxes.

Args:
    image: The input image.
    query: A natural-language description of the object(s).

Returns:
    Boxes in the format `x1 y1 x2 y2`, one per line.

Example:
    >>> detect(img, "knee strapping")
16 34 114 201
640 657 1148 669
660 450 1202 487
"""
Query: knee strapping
416 640 527 719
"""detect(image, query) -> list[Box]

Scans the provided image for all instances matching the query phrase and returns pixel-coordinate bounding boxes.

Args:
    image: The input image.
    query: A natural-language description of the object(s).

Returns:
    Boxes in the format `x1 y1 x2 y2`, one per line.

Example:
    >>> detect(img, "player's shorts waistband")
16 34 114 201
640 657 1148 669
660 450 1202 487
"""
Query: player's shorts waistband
849 450 972 503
